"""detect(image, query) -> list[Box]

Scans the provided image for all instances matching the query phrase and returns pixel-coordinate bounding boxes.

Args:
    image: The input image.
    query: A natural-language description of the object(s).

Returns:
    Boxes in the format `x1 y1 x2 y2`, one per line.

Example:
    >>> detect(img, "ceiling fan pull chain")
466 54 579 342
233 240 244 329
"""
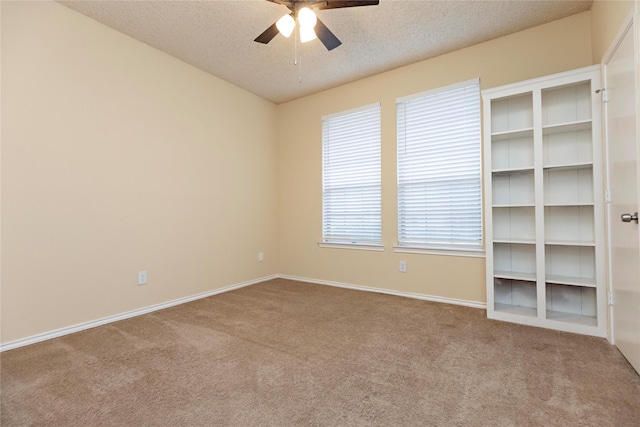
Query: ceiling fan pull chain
294 24 302 83
299 49 303 83
294 25 298 65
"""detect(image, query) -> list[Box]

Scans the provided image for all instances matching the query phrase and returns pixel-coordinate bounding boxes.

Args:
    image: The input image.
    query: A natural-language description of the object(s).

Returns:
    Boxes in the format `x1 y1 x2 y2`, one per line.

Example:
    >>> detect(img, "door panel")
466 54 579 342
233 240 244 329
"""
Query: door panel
604 16 640 374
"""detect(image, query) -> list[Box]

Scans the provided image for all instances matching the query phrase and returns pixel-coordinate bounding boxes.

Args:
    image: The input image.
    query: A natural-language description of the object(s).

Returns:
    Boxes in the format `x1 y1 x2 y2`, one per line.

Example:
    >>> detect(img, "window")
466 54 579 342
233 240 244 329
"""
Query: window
396 79 482 252
322 103 382 247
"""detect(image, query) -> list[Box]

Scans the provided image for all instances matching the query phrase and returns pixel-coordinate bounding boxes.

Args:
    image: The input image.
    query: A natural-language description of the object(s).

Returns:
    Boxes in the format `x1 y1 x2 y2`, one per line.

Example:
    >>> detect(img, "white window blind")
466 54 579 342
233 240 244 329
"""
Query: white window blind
322 103 381 245
397 79 482 251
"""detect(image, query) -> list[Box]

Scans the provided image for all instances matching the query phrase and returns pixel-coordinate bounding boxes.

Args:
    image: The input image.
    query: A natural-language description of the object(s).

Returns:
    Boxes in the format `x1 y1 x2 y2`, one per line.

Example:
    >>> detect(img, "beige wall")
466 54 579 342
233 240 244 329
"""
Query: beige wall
591 1 636 62
1 3 602 345
275 12 594 303
1 1 278 343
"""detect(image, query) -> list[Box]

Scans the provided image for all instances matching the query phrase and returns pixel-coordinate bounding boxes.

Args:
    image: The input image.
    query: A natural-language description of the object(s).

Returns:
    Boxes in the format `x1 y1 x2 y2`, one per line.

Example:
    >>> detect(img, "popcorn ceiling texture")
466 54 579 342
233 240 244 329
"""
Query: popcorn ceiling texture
58 0 592 104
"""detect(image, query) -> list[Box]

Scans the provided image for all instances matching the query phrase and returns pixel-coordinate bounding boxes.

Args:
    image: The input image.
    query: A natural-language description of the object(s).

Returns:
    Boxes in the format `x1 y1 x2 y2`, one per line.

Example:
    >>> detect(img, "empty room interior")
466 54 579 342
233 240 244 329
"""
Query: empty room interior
2 0 640 425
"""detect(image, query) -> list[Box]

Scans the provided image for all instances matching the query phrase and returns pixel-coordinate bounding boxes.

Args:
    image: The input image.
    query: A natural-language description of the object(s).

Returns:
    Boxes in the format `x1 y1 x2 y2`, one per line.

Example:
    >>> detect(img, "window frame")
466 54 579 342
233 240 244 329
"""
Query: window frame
395 79 484 257
320 102 383 251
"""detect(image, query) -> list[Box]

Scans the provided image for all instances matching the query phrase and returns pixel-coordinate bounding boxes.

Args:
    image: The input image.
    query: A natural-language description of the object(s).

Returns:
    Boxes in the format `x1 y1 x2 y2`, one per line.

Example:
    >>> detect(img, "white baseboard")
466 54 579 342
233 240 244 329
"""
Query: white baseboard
0 275 278 352
277 274 487 309
1 273 485 352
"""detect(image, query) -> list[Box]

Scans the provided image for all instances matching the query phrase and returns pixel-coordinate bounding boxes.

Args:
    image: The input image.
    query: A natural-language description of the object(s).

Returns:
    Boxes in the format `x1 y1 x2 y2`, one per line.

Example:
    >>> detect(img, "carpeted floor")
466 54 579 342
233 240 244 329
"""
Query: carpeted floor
2 278 639 426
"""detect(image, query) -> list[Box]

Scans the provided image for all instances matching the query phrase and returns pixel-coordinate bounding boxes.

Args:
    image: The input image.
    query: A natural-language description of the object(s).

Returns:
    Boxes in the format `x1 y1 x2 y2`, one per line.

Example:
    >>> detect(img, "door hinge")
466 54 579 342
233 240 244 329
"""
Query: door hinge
596 88 608 103
606 188 611 203
608 291 614 306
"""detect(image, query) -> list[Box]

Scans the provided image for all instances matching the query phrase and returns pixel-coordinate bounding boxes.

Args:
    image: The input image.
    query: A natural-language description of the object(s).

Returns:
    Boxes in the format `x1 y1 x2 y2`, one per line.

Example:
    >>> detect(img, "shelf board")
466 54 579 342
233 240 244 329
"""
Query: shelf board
546 310 597 326
543 203 594 207
491 128 534 141
493 238 536 245
545 240 595 247
492 167 535 174
493 204 535 209
494 303 537 318
543 162 593 171
493 204 535 208
542 119 591 135
545 275 596 287
494 270 536 281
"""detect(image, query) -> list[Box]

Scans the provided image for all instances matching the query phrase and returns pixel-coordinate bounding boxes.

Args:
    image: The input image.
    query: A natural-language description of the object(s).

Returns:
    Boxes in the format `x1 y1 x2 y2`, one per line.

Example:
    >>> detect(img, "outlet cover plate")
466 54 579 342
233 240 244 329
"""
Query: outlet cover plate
399 261 407 273
138 270 148 285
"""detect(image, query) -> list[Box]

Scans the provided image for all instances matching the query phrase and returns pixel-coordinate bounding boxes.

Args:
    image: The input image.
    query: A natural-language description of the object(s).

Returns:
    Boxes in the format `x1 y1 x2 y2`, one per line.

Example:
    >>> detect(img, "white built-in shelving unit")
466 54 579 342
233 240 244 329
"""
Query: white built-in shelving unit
483 66 606 337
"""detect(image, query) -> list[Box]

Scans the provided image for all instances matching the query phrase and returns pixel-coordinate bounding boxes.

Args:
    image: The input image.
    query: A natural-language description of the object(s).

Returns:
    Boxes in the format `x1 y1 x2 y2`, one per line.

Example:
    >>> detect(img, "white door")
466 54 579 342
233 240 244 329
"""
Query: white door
604 15 640 374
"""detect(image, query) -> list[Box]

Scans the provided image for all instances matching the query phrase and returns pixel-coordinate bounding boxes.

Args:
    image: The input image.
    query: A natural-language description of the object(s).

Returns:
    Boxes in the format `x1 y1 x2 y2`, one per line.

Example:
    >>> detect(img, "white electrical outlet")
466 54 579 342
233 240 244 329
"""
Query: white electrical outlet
137 270 148 286
399 261 407 273
258 252 264 262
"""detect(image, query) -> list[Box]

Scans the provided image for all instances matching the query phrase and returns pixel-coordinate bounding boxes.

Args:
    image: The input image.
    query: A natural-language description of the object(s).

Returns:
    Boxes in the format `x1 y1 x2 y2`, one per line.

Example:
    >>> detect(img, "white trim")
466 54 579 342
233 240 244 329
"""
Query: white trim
0 275 278 352
393 246 485 258
481 65 601 97
602 9 638 346
396 78 480 103
1 273 487 352
279 274 487 309
321 102 380 121
602 10 635 65
318 242 385 251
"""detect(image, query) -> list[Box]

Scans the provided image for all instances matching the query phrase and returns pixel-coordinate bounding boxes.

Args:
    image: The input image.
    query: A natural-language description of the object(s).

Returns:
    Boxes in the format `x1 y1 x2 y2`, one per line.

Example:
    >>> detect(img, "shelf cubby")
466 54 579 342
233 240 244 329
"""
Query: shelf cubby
491 131 534 171
545 283 597 326
494 278 537 317
492 170 535 206
544 206 594 245
494 243 536 280
491 93 533 134
493 207 535 242
544 166 593 206
543 126 592 168
545 245 595 287
542 81 591 127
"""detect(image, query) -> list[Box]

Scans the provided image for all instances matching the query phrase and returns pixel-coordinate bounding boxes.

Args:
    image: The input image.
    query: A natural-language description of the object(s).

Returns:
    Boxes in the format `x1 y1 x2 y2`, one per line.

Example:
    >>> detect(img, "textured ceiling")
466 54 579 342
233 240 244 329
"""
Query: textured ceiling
58 0 592 104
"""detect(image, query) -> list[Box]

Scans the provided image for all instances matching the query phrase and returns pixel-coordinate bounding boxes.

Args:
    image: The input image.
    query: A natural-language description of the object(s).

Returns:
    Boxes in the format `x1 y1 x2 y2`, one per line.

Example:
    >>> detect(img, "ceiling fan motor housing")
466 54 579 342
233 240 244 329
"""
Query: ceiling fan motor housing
254 0 379 51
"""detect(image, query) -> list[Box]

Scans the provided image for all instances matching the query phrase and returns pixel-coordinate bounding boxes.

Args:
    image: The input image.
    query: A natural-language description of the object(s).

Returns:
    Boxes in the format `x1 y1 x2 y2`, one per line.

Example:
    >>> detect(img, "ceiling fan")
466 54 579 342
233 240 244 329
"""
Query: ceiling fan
254 0 380 51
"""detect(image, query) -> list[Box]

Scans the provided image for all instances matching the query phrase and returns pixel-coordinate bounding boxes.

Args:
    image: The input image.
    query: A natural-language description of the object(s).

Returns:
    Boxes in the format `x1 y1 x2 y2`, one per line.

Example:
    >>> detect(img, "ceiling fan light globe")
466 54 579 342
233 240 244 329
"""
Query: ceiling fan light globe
298 7 317 29
276 14 295 38
300 25 317 43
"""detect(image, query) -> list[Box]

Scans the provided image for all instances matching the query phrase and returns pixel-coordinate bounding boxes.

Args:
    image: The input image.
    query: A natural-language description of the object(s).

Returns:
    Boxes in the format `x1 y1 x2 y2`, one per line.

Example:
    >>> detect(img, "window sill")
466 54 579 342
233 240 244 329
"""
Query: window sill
318 242 385 252
393 245 485 258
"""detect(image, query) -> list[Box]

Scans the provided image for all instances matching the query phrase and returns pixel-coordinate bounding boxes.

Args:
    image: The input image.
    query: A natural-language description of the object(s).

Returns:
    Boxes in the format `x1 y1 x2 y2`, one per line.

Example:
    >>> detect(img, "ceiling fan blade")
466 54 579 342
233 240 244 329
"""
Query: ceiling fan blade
254 22 279 44
316 0 379 10
315 17 342 51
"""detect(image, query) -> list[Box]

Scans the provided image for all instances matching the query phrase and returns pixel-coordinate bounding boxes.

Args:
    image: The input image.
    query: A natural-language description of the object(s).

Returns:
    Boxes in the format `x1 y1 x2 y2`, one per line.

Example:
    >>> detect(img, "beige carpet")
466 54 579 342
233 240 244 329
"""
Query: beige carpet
2 278 639 426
